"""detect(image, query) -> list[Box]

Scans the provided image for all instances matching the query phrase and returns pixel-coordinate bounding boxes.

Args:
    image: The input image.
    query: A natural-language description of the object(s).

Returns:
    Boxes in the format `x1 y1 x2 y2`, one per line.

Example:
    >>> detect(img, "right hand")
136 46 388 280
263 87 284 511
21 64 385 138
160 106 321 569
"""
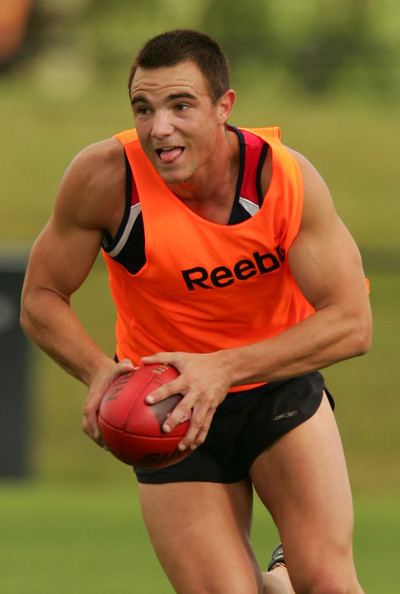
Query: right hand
82 358 136 447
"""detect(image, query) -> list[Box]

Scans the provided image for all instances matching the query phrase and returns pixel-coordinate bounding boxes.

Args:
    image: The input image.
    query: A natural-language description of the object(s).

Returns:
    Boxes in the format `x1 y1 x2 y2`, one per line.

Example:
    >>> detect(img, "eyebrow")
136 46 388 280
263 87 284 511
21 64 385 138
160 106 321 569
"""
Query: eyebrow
166 92 197 102
130 94 147 106
130 92 197 106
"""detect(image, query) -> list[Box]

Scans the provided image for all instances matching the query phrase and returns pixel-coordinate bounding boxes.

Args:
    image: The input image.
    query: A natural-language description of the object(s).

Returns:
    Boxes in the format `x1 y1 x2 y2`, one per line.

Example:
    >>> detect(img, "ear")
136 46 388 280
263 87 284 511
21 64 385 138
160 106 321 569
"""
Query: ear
216 89 236 124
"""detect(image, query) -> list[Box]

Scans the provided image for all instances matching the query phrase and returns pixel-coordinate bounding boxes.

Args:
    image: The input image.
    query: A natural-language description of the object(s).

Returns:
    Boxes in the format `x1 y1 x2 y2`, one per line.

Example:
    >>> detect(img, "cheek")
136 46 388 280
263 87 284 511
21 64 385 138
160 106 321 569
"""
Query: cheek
134 123 148 144
195 126 218 156
134 116 154 138
135 126 155 160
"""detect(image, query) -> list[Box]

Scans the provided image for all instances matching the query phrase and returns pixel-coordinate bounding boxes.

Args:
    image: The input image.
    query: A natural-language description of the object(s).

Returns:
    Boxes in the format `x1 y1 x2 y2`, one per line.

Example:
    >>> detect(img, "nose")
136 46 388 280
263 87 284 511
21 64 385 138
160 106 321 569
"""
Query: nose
151 109 174 139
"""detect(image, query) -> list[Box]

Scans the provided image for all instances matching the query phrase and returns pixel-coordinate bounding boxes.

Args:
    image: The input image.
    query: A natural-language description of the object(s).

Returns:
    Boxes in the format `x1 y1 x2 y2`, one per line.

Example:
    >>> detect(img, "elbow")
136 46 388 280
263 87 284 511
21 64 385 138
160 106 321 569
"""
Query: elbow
353 327 372 357
20 298 32 338
20 290 37 340
20 311 31 338
349 310 372 357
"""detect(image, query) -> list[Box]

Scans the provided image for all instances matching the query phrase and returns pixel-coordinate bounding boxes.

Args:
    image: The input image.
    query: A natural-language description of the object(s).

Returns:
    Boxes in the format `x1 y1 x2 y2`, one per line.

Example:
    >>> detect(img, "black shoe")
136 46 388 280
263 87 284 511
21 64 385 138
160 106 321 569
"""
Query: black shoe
267 543 285 571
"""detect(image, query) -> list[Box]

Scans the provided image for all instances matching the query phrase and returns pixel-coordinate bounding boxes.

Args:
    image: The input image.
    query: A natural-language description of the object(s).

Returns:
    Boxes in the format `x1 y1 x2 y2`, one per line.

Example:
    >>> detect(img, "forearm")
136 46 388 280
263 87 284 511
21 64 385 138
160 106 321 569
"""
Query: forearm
226 304 371 386
21 288 113 385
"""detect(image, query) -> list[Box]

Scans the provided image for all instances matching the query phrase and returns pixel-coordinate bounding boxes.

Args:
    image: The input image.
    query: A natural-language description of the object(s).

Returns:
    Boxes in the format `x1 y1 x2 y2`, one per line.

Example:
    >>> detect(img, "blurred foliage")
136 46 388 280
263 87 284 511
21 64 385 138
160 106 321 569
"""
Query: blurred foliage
202 0 276 68
204 0 400 98
3 0 399 100
282 1 395 94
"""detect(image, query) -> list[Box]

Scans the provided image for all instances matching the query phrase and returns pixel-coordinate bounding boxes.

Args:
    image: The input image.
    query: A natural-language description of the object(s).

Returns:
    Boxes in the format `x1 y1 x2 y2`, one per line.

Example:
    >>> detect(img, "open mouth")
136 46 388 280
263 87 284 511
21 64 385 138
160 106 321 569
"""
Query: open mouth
155 146 185 163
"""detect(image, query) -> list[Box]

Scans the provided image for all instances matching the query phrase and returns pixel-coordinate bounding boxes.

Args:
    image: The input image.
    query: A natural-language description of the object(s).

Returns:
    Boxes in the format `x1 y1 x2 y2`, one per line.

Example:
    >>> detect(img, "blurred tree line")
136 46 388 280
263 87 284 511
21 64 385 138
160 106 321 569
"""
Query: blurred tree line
1 0 399 99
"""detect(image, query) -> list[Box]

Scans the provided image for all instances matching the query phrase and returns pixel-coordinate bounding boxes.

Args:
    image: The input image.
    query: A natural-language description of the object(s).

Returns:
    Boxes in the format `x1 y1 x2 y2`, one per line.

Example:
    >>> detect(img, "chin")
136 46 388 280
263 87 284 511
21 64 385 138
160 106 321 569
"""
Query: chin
158 167 192 186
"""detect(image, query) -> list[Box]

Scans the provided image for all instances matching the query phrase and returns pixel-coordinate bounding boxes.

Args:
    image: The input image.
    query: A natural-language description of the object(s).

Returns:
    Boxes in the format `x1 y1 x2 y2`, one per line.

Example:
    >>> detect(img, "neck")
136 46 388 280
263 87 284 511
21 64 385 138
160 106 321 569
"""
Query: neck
167 126 239 206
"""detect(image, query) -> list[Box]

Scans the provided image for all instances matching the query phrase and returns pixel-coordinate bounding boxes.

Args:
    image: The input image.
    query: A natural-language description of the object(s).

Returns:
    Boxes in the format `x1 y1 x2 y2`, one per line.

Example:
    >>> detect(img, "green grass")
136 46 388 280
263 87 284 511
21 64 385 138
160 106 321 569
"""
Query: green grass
0 482 398 594
0 482 162 594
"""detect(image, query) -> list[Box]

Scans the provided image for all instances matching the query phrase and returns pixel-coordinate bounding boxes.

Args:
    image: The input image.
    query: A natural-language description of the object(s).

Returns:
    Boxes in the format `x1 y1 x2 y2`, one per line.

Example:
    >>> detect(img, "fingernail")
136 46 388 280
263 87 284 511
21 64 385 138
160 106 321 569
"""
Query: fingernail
146 395 154 404
178 443 187 451
163 423 171 433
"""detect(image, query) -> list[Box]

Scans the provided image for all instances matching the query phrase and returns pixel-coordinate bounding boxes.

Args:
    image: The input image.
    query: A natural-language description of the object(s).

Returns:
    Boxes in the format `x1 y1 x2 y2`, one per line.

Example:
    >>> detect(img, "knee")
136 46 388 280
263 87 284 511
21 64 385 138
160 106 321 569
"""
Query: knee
295 571 362 594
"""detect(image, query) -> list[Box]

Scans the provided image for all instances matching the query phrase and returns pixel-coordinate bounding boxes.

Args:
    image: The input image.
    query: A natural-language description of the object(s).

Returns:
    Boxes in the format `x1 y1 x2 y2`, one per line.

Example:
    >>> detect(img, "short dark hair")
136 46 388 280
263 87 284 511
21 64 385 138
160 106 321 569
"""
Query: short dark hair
128 29 230 103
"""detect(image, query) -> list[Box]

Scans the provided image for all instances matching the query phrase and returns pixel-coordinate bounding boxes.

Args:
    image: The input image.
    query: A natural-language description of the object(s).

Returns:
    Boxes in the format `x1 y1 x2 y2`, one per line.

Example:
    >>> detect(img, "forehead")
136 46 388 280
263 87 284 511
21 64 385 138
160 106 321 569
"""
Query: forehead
130 60 210 100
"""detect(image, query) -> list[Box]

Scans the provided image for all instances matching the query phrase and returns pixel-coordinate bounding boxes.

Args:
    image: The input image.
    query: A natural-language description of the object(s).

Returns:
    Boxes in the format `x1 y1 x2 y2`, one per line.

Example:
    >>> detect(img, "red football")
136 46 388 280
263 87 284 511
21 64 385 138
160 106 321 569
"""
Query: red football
98 364 191 469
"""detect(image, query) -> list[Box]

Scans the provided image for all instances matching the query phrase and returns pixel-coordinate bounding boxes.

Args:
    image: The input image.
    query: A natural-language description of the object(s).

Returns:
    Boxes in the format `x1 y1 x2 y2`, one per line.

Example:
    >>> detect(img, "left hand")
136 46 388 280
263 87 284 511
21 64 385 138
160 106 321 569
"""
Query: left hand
141 350 232 451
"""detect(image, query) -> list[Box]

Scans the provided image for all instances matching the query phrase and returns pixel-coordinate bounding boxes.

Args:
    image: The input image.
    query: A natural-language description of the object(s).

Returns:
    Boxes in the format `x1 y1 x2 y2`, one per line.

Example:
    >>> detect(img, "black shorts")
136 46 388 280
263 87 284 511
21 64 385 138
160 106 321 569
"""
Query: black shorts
134 371 334 484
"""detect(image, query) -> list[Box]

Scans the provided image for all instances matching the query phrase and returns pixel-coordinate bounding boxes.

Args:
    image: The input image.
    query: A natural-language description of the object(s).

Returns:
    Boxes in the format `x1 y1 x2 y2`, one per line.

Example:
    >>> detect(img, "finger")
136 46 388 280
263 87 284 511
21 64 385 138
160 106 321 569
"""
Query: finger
175 402 214 449
83 411 109 449
96 359 135 429
141 352 174 365
162 398 193 433
167 400 210 450
113 358 136 378
83 391 103 439
82 407 101 443
81 359 135 448
145 378 184 404
189 408 215 449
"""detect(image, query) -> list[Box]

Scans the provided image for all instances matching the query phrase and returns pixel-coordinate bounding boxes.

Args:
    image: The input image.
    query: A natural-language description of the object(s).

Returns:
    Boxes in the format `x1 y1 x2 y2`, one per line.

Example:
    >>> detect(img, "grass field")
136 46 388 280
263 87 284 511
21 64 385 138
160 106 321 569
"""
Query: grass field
1 71 399 592
0 481 399 594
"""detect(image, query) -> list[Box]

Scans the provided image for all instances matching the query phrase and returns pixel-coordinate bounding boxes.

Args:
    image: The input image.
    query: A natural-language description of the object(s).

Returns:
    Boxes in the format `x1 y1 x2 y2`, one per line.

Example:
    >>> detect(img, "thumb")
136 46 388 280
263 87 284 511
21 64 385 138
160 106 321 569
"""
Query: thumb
141 352 173 366
113 358 136 378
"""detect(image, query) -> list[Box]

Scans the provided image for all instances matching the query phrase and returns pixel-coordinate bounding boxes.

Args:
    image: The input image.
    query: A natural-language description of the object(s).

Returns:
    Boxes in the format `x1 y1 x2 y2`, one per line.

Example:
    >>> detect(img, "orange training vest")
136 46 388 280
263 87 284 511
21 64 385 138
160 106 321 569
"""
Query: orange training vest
102 127 315 388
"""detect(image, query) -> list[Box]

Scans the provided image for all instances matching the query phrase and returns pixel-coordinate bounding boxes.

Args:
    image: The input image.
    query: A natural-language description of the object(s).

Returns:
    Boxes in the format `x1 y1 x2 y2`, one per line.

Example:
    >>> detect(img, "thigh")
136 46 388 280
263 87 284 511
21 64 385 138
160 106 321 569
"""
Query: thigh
138 479 262 594
250 394 358 591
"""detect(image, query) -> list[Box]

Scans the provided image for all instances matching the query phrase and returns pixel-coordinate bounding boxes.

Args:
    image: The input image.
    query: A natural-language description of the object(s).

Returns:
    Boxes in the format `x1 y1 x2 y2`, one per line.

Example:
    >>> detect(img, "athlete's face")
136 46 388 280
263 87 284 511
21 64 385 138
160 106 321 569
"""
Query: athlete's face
130 61 235 186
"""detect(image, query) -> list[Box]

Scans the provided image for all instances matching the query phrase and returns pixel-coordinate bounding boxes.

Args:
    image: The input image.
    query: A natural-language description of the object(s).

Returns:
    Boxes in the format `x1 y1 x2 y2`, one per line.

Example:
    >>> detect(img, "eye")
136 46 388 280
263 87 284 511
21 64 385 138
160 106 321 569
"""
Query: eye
175 103 190 112
134 105 152 116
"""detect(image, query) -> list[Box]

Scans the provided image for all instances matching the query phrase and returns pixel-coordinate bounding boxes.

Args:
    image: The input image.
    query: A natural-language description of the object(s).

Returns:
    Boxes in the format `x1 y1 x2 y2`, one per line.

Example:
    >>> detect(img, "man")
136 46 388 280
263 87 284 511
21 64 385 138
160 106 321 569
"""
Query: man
21 29 371 594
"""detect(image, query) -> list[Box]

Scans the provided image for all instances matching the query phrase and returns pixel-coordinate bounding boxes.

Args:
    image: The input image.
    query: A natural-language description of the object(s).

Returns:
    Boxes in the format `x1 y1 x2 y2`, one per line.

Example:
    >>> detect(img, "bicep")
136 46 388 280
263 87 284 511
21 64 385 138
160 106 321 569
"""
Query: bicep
288 152 368 312
24 215 102 301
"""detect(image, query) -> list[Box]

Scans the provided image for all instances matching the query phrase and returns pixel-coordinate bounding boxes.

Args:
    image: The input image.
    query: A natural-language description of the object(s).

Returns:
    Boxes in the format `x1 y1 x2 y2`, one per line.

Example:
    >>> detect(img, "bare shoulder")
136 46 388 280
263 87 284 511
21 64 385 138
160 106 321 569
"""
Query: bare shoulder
68 136 124 181
55 137 126 234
